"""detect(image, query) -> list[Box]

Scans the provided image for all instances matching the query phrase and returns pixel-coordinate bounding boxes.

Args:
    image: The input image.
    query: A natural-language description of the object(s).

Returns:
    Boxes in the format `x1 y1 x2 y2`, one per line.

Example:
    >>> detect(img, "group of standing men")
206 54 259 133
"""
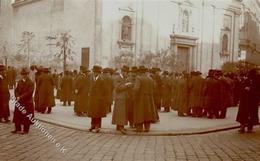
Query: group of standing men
1 63 259 134
71 65 159 133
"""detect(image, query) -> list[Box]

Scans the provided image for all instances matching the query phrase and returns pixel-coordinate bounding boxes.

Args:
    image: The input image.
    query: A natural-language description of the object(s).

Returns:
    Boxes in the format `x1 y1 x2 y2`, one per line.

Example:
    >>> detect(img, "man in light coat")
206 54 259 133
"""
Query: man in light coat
112 66 133 134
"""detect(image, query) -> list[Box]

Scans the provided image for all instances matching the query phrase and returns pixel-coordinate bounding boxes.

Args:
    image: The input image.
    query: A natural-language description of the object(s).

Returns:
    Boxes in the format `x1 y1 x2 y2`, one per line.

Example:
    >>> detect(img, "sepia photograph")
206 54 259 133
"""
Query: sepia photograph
0 0 260 160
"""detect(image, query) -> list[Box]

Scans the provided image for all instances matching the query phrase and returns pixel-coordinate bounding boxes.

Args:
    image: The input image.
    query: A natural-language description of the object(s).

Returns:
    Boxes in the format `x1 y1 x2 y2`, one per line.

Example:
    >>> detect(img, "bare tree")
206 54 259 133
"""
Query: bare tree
0 41 9 66
17 31 35 67
46 31 76 72
110 50 134 68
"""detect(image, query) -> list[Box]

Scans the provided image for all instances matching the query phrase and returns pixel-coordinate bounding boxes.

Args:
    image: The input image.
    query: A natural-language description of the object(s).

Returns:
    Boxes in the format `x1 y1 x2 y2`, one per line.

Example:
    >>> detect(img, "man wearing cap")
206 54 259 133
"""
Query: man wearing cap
74 66 90 116
38 68 55 114
87 65 107 133
133 66 157 132
0 65 10 123
112 65 132 134
12 68 34 134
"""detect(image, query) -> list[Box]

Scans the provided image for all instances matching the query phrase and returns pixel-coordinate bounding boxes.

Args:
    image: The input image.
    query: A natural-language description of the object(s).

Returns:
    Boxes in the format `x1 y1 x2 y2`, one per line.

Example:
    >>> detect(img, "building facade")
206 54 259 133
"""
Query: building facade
0 0 245 73
239 0 260 65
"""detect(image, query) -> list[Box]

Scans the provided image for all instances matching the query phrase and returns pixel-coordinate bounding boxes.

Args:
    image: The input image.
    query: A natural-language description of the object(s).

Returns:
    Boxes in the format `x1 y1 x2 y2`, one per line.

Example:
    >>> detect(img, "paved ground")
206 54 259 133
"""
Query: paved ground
9 98 242 135
1 122 260 161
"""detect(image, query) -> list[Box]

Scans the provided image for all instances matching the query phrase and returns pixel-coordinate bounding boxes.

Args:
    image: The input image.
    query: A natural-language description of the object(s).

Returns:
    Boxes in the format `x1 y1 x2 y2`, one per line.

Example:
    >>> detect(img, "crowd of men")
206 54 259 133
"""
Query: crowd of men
0 64 259 134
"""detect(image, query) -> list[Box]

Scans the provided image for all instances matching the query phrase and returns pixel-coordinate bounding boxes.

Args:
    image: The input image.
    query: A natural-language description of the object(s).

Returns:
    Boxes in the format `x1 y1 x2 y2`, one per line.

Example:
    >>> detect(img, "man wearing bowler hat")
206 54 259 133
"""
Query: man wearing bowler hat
87 65 107 133
0 65 10 123
12 68 34 134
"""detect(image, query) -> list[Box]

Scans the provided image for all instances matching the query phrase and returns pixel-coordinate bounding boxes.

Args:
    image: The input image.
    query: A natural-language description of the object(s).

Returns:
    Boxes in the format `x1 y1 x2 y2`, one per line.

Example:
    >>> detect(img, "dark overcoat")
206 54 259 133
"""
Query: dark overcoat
102 73 114 113
34 71 42 111
219 77 234 109
38 73 55 110
13 78 34 125
87 74 107 118
175 78 189 114
236 77 260 125
0 75 10 118
161 76 172 108
74 73 90 113
189 75 205 108
133 74 157 124
203 77 221 110
152 74 162 109
60 75 73 102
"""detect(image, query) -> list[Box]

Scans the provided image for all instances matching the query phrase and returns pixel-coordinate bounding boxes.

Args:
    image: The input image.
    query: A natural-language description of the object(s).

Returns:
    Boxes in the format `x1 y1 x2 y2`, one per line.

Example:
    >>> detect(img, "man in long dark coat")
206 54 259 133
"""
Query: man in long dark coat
12 68 34 134
60 71 73 106
0 65 10 123
133 66 157 132
38 68 55 114
87 66 107 133
150 68 162 111
102 68 114 113
189 71 205 117
203 70 221 118
236 69 260 133
74 66 90 116
161 71 171 112
33 66 42 112
127 66 138 128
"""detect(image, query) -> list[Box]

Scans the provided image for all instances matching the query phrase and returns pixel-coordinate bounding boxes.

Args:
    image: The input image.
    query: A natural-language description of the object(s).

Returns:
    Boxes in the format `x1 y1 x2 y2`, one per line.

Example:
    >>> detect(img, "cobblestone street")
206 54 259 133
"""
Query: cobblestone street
0 122 260 161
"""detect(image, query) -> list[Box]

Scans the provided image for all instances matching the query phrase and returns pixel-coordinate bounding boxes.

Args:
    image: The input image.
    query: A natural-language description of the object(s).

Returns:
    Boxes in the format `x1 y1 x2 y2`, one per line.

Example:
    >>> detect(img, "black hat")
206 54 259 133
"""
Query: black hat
195 71 202 76
130 66 138 73
121 65 129 72
20 68 30 75
138 66 146 73
162 71 169 75
80 66 87 71
102 68 111 73
208 69 214 77
0 65 6 71
42 67 50 73
92 65 102 73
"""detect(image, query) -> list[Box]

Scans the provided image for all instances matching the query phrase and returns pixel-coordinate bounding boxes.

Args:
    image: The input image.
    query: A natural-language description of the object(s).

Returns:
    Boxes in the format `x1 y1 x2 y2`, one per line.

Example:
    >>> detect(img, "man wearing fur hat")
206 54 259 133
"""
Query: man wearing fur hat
12 68 34 134
0 65 10 123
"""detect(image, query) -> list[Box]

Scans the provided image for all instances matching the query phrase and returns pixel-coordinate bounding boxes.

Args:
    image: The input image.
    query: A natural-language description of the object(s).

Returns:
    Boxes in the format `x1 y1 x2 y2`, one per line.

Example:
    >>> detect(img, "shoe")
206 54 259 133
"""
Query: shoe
11 130 21 134
95 128 101 133
238 129 245 134
4 119 10 123
21 131 29 135
88 127 95 132
119 129 127 135
144 129 149 132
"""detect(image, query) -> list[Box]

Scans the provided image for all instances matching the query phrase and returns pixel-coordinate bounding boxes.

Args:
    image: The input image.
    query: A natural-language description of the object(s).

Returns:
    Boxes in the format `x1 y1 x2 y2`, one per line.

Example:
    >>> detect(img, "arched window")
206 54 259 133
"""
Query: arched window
182 10 189 33
121 16 132 41
222 34 228 53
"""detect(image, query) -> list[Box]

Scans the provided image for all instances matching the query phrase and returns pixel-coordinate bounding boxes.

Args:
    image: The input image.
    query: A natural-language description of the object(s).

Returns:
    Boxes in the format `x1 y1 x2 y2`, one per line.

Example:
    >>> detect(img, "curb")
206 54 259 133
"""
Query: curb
36 117 246 136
